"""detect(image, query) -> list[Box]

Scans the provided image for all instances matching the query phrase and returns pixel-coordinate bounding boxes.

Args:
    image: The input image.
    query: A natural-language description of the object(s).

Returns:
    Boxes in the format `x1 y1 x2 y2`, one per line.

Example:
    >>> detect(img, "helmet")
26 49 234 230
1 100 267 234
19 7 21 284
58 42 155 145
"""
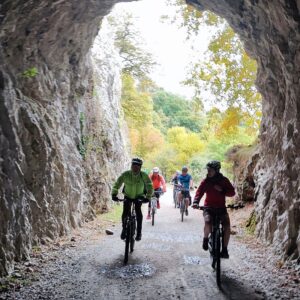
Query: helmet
176 170 180 175
206 160 221 171
182 166 188 172
131 157 143 166
152 167 159 173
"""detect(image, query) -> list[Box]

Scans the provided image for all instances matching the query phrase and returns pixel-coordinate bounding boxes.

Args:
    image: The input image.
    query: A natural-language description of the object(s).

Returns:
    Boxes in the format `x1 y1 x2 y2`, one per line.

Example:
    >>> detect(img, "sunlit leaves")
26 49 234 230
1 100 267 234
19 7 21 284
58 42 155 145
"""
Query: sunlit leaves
121 73 153 128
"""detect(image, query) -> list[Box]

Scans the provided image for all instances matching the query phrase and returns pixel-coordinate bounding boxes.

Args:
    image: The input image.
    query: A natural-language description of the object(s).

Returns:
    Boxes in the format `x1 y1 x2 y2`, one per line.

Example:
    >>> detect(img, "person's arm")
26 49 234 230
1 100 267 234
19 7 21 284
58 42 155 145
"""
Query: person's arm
194 180 206 203
111 172 125 196
161 176 167 192
223 178 235 197
144 174 154 199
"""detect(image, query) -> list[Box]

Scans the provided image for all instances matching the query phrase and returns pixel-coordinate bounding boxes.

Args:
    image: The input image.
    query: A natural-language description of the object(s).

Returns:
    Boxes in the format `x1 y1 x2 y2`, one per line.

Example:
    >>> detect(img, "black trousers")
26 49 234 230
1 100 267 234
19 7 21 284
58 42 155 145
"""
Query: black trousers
122 200 143 234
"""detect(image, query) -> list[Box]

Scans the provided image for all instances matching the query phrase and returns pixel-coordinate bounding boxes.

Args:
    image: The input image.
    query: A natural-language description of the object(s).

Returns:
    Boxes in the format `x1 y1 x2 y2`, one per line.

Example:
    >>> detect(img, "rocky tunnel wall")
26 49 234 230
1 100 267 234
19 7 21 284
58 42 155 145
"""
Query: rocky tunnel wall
0 0 131 275
1 0 300 275
188 0 300 259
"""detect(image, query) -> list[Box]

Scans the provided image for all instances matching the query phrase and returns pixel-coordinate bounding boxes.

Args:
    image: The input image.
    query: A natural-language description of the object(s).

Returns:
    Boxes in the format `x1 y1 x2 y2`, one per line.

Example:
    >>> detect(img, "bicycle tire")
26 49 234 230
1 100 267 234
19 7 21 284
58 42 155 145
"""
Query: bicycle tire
124 224 130 264
209 233 215 269
152 209 155 226
130 219 135 253
215 229 221 286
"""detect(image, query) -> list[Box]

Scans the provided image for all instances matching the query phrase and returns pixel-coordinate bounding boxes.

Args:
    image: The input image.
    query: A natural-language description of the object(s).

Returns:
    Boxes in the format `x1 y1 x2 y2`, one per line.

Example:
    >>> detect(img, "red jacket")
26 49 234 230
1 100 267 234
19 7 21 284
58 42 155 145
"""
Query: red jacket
149 173 167 192
194 174 235 208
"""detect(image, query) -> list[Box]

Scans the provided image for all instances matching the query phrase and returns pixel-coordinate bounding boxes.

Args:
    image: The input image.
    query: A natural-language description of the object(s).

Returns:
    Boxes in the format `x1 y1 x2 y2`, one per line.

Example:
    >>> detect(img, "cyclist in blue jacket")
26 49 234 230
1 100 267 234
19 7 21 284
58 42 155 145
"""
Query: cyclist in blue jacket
177 166 193 215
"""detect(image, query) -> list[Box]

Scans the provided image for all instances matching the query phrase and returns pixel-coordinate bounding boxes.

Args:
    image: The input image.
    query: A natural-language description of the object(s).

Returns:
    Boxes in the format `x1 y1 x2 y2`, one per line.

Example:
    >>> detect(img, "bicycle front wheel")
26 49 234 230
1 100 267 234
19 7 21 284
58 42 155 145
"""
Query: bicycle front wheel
130 219 135 253
124 225 130 264
215 230 221 286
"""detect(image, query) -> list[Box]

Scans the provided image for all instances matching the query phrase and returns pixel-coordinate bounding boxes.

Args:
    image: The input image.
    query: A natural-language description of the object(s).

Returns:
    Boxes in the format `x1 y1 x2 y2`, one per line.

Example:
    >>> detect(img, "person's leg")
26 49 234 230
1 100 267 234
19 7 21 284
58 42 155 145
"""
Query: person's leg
178 192 183 209
156 191 160 208
222 214 231 247
121 200 131 239
184 192 189 216
220 213 230 258
203 211 212 250
184 192 189 214
135 202 143 240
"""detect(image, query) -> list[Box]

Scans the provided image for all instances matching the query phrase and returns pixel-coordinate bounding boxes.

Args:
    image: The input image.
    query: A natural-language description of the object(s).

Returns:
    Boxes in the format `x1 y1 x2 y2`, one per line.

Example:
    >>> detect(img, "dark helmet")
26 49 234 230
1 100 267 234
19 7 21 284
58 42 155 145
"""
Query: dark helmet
206 160 221 171
131 157 143 166
182 166 188 172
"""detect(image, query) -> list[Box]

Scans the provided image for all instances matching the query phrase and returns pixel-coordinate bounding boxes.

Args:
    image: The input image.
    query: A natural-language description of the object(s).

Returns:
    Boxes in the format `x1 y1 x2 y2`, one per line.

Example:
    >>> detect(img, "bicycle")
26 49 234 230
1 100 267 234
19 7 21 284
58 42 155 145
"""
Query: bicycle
178 186 190 222
150 190 163 226
173 183 181 209
117 196 144 264
195 205 225 286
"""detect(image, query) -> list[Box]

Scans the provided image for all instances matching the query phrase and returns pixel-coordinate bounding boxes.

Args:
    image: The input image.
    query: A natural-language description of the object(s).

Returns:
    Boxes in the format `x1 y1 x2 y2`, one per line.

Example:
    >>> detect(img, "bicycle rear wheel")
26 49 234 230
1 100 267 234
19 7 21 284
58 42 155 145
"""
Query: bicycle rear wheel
124 224 130 264
152 209 155 226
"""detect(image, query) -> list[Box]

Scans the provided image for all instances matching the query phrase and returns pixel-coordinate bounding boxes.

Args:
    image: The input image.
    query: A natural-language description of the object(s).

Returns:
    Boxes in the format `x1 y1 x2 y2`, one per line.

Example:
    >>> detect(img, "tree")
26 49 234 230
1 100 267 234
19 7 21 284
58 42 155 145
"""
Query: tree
108 13 157 80
152 88 204 132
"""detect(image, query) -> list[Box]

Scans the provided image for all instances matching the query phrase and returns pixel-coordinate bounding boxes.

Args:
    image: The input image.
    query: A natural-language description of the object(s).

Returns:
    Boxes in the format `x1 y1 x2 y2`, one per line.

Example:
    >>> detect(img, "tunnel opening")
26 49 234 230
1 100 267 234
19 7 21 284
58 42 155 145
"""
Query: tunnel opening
0 0 299 276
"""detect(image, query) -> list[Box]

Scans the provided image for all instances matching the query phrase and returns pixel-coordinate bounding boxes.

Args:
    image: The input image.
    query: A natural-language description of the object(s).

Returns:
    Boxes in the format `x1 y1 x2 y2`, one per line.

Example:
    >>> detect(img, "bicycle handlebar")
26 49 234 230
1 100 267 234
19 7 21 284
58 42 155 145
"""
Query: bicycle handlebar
114 196 148 203
192 205 228 211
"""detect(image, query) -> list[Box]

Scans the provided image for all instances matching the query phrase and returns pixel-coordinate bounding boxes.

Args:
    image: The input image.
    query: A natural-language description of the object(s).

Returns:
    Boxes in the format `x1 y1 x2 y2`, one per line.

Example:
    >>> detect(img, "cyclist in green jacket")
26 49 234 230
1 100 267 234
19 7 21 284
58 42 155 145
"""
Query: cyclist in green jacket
112 158 153 241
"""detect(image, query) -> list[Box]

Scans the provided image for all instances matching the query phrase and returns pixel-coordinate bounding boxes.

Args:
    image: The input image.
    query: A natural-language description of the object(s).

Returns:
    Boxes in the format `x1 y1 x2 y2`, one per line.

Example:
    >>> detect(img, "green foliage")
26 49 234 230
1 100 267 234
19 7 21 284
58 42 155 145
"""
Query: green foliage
121 73 153 128
22 67 38 78
114 4 260 183
101 203 123 222
152 89 204 132
108 13 157 80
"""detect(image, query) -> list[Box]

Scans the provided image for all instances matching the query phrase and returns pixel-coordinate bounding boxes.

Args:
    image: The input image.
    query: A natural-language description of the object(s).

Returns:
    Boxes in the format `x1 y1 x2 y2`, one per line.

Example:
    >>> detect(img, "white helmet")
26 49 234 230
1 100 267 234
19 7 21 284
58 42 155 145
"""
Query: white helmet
152 167 160 173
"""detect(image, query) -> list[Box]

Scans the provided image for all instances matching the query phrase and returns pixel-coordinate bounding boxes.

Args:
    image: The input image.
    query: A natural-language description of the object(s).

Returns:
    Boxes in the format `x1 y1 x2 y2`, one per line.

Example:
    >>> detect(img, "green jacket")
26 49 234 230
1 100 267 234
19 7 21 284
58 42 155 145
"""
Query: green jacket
112 170 153 200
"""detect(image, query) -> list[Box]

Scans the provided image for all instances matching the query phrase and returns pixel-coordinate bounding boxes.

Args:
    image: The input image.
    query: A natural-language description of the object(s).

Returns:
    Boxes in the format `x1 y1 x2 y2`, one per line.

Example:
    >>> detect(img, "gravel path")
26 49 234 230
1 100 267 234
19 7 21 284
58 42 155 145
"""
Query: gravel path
1 190 299 300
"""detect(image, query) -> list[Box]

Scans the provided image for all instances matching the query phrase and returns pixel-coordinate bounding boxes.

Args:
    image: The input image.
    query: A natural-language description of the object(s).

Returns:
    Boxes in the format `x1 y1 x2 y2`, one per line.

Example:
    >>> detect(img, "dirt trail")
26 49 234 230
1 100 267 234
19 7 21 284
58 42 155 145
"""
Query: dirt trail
2 190 299 300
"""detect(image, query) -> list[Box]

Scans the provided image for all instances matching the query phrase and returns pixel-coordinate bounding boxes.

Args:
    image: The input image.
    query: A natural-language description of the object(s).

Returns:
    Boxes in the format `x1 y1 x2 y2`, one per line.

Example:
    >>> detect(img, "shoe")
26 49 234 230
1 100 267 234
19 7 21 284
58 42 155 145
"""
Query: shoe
202 238 209 251
157 201 160 209
120 229 126 240
220 248 229 259
185 209 188 216
135 233 142 241
146 214 151 220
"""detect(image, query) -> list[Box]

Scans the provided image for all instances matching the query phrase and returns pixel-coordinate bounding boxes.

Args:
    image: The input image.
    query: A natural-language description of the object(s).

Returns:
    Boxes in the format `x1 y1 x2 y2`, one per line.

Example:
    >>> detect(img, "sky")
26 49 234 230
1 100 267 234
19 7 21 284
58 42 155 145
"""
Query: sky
110 0 213 100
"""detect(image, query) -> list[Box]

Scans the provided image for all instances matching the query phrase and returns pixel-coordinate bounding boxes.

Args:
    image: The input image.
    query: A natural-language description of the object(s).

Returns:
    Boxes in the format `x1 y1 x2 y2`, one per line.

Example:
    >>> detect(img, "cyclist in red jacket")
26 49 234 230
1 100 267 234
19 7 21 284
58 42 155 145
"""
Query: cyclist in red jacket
193 161 235 258
147 167 166 219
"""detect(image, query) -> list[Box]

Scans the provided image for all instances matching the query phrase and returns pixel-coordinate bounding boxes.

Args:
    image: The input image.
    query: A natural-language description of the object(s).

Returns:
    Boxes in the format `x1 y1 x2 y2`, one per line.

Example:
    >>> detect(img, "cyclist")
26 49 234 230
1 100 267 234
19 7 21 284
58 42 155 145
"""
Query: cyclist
112 158 153 241
171 170 181 207
192 160 235 258
147 167 166 219
177 166 193 215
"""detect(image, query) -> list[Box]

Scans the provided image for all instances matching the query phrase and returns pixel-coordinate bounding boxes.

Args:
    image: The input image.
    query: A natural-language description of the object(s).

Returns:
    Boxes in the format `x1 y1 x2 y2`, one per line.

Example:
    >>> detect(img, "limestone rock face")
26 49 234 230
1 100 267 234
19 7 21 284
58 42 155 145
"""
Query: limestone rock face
0 0 130 275
189 0 300 259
